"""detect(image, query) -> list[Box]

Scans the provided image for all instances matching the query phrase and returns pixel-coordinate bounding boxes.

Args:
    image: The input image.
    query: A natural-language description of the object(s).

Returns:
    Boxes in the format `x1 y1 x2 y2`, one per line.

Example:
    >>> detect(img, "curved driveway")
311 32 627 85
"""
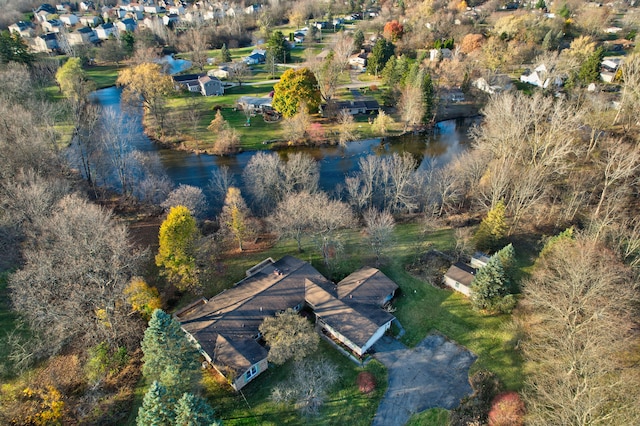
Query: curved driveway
371 334 476 426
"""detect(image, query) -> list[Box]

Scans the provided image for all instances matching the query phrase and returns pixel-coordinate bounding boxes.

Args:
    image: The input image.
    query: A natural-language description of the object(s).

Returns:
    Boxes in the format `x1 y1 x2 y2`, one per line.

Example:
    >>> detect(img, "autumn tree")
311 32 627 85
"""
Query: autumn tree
141 309 200 395
124 277 162 320
219 187 252 251
521 236 640 425
56 57 95 104
473 201 508 252
117 62 174 134
383 20 404 42
460 33 484 54
282 106 311 142
272 67 321 118
363 208 395 265
336 109 356 145
308 33 353 104
155 205 200 292
259 308 319 365
371 110 395 135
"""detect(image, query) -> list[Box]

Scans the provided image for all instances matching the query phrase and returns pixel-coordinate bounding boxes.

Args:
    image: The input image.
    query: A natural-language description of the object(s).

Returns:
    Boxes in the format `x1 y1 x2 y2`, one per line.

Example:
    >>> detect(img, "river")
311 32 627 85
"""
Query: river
91 86 476 194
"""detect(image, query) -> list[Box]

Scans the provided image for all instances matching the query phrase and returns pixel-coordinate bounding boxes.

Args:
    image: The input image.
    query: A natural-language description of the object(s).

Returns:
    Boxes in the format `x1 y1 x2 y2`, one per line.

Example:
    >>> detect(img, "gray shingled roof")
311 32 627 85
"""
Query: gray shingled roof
444 262 476 287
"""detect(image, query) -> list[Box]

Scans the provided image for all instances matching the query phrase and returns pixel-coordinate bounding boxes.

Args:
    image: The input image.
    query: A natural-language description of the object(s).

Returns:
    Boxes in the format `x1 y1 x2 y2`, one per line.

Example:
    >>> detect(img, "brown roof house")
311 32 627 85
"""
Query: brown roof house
443 253 489 297
176 256 398 390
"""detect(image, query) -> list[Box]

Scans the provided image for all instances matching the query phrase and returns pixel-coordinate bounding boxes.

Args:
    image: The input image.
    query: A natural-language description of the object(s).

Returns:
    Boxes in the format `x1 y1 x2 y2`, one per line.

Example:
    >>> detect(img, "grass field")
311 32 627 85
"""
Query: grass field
85 64 126 89
198 342 387 426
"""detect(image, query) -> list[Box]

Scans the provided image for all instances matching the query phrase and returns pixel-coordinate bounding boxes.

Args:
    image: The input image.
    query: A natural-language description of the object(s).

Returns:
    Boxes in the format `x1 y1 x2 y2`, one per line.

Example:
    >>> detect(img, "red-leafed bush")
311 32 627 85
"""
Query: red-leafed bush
488 391 525 426
369 84 378 92
383 20 404 42
357 371 376 394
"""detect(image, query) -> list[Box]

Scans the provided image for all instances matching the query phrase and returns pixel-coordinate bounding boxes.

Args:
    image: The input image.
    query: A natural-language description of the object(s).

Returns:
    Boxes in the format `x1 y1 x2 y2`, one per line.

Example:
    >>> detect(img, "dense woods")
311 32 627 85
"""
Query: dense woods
0 0 639 424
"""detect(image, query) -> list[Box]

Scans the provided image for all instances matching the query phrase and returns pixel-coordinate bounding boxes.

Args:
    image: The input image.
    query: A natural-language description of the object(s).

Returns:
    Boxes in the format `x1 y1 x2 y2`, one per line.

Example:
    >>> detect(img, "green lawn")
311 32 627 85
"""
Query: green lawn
0 273 31 378
199 341 387 426
85 64 126 89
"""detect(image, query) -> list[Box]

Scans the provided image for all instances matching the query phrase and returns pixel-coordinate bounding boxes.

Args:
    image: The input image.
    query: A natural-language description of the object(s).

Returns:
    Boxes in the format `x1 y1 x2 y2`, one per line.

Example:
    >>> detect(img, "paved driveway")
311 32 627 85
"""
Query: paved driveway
371 334 476 426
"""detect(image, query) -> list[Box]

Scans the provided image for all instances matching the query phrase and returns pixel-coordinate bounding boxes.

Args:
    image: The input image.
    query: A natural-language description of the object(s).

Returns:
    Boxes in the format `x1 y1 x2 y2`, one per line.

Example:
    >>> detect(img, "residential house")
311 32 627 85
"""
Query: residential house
472 74 514 95
163 13 179 26
95 22 116 40
429 48 453 61
208 65 230 79
244 51 265 65
35 10 53 23
470 252 490 269
443 262 476 296
169 5 185 14
35 3 57 15
348 51 368 70
42 19 63 33
8 21 34 38
199 75 224 96
80 1 94 11
173 74 203 93
520 64 563 89
441 89 465 102
322 99 380 117
116 18 137 33
79 15 101 27
31 32 59 52
176 256 398 390
67 26 98 45
236 96 272 113
144 5 164 13
59 14 79 26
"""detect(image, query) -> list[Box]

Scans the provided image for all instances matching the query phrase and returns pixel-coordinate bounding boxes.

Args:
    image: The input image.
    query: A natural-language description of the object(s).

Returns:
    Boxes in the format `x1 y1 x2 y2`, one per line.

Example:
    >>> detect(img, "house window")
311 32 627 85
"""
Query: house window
245 364 258 381
455 282 459 288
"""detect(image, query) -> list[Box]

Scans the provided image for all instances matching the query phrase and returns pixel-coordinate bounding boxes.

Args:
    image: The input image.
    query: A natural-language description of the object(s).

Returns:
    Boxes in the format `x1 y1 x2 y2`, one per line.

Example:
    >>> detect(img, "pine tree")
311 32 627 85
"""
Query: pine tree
474 201 508 252
137 381 175 426
174 393 221 426
421 70 435 125
220 43 231 63
368 38 394 77
471 255 511 312
141 309 200 389
155 205 200 291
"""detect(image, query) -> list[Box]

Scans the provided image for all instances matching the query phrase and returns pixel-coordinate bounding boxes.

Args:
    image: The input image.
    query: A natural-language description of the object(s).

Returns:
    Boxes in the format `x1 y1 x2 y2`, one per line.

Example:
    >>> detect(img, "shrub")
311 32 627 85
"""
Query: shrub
369 84 378 92
357 371 376 394
488 391 525 426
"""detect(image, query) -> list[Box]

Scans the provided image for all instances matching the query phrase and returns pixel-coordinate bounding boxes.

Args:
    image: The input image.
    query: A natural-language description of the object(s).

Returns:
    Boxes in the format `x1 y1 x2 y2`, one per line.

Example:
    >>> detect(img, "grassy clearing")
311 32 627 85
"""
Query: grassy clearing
85 64 126 89
406 408 450 426
200 340 387 426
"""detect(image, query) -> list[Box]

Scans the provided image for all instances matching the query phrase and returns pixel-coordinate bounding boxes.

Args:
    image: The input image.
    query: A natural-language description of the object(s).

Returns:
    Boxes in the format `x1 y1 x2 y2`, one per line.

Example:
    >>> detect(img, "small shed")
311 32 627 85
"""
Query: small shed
443 262 476 297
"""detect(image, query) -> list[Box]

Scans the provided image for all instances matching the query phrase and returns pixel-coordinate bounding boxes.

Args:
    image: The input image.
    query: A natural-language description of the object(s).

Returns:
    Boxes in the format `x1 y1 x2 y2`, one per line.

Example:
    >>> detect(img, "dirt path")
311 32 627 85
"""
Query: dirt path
371 334 476 426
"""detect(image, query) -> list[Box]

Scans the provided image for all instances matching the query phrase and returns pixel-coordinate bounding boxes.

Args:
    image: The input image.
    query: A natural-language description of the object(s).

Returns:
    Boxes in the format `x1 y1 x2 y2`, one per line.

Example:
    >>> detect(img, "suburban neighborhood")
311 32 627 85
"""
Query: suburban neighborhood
0 0 639 425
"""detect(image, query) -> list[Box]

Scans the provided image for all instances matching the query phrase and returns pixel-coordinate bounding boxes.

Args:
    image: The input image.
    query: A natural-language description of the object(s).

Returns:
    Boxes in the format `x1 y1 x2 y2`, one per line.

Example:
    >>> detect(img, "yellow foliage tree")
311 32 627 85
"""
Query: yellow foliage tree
55 57 96 104
116 62 174 133
124 277 162 319
219 187 251 251
155 205 201 292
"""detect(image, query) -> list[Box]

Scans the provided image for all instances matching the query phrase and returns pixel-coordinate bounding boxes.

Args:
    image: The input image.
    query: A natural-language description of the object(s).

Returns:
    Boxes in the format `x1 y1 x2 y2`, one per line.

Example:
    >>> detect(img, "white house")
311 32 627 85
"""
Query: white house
116 18 137 33
429 48 452 61
59 14 79 26
443 262 476 297
79 15 101 27
8 21 34 38
520 64 563 88
95 22 117 40
42 19 63 33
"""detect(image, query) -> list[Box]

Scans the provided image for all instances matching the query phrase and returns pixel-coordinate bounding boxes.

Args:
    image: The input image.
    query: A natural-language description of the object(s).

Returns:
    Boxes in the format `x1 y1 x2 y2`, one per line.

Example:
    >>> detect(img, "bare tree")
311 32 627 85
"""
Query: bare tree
614 53 640 131
207 165 235 207
161 185 207 218
9 195 144 356
99 107 139 195
363 208 395 265
229 61 250 86
180 28 209 71
271 358 339 417
282 108 310 142
268 191 322 252
336 110 356 146
521 236 640 426
399 84 425 131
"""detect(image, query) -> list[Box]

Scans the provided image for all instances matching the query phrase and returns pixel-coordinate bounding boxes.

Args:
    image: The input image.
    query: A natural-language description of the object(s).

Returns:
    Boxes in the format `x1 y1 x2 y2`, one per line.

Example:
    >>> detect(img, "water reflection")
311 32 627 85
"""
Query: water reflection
90 87 476 193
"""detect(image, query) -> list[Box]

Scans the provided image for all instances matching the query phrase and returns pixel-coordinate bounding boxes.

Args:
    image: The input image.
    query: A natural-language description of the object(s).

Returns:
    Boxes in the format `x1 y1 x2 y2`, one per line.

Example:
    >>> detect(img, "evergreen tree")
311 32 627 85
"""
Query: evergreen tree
137 381 175 426
471 255 512 312
368 38 395 77
174 393 221 426
353 29 364 51
220 43 231 63
474 201 508 252
155 205 200 291
381 55 398 87
267 31 291 64
495 243 517 292
0 31 33 65
577 47 604 86
141 309 200 389
421 70 435 125
396 55 410 86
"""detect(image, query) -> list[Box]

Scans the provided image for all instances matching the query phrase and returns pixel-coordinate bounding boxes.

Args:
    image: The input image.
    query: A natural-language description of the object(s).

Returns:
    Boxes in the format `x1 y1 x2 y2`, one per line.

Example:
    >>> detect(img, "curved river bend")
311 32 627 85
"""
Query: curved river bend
92 87 476 193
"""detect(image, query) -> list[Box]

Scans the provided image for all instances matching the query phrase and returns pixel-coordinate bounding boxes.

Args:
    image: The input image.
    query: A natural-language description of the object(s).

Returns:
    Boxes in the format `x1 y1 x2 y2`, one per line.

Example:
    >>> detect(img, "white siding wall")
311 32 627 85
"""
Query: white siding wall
444 276 471 297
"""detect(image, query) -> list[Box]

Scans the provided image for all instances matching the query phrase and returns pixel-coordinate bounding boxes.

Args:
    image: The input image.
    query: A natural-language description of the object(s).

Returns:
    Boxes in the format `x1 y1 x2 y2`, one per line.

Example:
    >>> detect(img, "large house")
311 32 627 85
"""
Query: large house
176 256 398 390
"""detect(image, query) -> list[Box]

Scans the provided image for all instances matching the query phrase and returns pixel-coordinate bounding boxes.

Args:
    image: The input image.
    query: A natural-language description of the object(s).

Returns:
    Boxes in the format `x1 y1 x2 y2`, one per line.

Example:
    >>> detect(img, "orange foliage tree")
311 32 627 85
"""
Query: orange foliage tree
383 20 404 42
